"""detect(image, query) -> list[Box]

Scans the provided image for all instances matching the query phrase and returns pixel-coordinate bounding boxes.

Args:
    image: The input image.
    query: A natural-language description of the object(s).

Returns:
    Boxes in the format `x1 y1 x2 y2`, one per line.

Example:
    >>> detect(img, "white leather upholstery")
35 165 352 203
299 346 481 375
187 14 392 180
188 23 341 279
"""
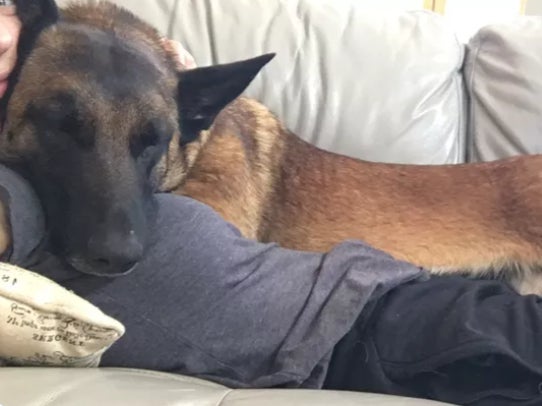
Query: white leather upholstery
465 17 542 161
0 368 455 405
104 0 466 164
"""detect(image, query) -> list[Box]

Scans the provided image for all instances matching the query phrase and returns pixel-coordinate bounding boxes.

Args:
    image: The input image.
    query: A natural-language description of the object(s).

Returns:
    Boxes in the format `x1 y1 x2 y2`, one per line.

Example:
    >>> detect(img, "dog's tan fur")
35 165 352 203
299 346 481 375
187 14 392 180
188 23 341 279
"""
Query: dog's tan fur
6 1 542 292
164 99 542 292
165 97 542 294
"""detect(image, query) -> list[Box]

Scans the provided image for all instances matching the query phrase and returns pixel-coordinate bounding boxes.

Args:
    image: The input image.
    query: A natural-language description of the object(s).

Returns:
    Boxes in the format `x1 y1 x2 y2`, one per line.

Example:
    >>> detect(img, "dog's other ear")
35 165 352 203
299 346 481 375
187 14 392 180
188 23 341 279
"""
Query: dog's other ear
0 0 59 125
14 0 59 64
15 0 59 31
177 53 275 145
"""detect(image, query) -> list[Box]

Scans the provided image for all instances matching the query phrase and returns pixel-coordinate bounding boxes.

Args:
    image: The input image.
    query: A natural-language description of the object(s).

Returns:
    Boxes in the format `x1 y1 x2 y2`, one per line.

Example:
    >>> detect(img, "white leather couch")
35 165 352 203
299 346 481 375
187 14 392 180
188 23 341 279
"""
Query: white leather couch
3 0 542 405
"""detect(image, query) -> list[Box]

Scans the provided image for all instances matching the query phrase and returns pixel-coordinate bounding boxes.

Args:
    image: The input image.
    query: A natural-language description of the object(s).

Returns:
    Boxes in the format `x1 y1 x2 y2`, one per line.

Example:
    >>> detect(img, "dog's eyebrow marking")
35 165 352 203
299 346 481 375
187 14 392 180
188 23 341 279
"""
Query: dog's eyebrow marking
26 92 95 149
145 119 174 142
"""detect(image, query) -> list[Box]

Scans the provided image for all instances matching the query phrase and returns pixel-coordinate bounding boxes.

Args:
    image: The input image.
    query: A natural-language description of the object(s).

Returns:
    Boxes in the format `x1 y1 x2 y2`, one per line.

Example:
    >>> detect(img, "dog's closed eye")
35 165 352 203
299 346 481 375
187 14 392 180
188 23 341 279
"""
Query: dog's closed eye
130 119 172 158
140 128 159 149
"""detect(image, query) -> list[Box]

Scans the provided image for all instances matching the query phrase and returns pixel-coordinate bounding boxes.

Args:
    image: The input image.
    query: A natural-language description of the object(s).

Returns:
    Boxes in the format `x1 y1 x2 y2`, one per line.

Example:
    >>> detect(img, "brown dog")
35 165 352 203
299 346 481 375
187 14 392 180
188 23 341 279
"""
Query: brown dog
2 0 541 293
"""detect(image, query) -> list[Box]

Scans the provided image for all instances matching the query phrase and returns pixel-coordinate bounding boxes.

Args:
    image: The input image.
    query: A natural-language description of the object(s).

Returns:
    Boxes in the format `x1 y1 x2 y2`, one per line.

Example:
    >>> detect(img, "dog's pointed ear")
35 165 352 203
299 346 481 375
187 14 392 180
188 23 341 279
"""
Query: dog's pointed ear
1 0 59 125
177 53 275 145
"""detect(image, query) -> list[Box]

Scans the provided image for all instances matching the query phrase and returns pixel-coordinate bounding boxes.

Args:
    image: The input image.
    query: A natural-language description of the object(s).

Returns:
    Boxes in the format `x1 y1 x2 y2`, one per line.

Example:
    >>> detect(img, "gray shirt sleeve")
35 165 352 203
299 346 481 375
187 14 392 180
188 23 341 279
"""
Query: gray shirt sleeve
54 194 425 389
0 165 46 266
0 163 425 389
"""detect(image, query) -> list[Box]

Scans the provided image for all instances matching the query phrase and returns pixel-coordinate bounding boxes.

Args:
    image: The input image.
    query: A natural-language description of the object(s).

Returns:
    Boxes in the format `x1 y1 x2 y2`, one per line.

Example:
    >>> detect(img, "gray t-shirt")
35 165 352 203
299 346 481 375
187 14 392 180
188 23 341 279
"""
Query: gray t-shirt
1 165 425 389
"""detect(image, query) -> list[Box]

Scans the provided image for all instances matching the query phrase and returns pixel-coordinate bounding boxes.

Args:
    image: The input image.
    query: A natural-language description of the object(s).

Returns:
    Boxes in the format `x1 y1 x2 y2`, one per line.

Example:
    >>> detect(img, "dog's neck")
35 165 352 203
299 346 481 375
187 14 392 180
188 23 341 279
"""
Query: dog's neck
166 97 288 237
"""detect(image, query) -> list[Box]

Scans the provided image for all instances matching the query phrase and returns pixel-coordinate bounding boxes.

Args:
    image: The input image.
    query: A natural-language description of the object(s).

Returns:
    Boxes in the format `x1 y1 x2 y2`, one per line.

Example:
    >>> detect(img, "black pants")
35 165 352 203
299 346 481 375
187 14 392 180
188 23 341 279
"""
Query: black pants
323 275 542 406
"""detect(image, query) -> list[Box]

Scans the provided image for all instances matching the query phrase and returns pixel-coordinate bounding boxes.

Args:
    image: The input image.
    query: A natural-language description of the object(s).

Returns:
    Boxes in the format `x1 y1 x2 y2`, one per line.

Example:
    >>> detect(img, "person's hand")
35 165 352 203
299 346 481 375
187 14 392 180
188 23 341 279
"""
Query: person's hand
161 38 197 70
0 184 11 259
0 198 10 258
0 4 20 99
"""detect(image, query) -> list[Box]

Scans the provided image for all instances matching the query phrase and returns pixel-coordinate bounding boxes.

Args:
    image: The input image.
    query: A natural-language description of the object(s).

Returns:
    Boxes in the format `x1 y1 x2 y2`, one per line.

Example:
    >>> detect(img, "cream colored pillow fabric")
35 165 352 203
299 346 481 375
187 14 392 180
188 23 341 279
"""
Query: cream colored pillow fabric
0 262 124 367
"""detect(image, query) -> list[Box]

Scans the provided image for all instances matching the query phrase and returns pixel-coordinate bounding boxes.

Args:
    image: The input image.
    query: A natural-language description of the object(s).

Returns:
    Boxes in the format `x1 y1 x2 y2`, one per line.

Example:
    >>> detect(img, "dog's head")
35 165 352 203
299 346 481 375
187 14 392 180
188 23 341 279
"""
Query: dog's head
0 0 274 276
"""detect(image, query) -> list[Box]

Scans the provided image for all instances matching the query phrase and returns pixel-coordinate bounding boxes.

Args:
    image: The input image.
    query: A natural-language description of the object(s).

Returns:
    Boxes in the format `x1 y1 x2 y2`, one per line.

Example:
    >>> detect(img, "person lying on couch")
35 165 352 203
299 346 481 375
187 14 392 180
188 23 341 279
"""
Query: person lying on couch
1 153 541 406
1 6 542 406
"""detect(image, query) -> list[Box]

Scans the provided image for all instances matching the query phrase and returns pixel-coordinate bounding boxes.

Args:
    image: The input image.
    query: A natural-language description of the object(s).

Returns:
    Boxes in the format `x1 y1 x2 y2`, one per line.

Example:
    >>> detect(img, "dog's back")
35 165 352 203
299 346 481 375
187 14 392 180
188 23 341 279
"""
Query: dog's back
179 95 542 295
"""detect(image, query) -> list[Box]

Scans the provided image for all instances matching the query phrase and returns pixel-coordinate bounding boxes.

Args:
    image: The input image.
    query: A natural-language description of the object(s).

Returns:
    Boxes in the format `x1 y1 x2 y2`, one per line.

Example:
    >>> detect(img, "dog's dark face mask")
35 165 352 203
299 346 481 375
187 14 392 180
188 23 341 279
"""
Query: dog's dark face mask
0 0 274 277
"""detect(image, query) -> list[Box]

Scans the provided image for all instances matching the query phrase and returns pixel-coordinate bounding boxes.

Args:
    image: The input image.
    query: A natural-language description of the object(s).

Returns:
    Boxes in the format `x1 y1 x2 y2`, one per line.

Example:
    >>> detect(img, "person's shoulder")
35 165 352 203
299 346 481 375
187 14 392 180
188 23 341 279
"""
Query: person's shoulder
152 193 241 236
154 194 222 219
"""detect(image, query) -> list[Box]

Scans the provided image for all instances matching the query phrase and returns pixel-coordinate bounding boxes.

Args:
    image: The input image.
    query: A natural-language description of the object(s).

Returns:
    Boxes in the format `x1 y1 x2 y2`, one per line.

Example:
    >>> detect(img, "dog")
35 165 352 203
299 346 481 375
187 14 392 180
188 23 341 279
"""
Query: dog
2 0 542 294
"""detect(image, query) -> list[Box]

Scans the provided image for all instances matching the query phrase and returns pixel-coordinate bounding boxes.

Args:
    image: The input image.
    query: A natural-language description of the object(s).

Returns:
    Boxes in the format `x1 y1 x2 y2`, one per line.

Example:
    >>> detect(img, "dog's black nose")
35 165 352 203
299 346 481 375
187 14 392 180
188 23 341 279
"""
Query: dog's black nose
85 231 144 276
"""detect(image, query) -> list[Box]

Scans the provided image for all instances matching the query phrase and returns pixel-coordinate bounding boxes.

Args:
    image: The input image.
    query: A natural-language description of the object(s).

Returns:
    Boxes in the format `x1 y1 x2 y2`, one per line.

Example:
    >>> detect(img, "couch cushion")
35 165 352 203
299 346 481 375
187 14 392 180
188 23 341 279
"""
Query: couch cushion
0 367 456 405
80 0 466 164
465 17 542 162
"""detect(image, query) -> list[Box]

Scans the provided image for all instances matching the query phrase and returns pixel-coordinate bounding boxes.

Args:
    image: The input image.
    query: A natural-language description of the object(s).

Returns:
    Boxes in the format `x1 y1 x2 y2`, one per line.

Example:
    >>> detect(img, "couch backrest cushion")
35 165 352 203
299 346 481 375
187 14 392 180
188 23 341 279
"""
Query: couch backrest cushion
60 0 467 164
465 17 542 162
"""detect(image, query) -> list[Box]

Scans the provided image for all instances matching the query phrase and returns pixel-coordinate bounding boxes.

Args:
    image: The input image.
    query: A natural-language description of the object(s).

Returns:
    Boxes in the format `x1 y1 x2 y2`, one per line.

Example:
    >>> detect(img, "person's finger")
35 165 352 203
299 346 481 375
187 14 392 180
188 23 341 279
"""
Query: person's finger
161 38 197 70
